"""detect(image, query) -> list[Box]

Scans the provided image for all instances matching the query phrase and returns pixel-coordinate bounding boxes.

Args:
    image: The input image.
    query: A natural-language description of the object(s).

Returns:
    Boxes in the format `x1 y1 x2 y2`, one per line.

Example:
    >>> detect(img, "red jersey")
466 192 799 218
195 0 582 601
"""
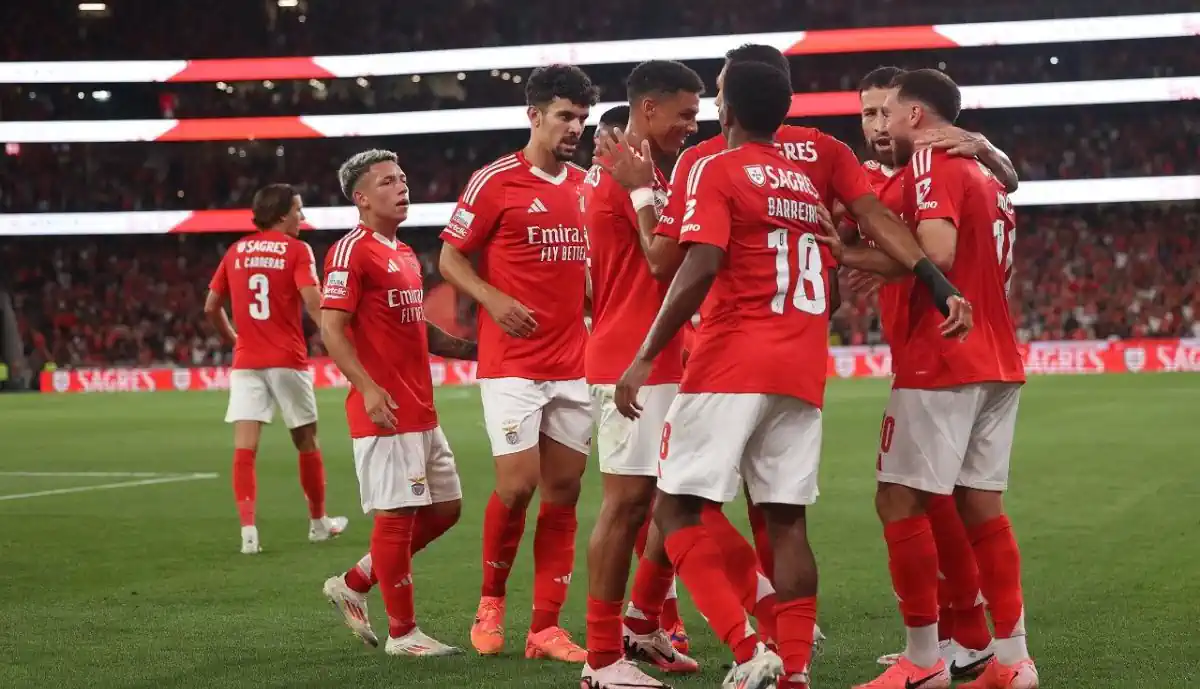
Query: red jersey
679 142 834 408
208 229 317 370
441 152 588 381
892 148 1025 389
658 125 873 241
322 227 437 438
581 163 683 385
853 160 911 349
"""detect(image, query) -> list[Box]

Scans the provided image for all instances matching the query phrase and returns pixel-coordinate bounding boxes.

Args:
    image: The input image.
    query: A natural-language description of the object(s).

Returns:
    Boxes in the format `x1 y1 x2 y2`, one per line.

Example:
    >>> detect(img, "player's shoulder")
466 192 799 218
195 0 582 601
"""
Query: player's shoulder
910 146 965 176
461 152 524 199
326 226 372 271
776 124 821 143
694 134 727 156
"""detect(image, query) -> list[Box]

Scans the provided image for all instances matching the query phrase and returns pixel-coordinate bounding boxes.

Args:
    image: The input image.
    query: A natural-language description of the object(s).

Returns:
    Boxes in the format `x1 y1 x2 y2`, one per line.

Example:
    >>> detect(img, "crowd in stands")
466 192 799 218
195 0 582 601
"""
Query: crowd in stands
6 202 1197 370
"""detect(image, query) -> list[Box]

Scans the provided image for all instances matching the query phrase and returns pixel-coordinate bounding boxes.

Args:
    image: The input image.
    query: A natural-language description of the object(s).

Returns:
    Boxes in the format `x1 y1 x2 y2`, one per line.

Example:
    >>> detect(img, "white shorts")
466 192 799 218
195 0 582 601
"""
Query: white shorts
590 383 679 477
657 393 822 506
352 427 463 512
225 368 318 429
876 383 1022 495
478 377 592 456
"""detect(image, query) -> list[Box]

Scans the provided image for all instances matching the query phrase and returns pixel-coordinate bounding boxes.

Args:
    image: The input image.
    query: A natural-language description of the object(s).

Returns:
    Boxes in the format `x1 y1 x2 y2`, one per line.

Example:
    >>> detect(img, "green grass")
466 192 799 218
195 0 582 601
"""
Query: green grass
1 375 1197 688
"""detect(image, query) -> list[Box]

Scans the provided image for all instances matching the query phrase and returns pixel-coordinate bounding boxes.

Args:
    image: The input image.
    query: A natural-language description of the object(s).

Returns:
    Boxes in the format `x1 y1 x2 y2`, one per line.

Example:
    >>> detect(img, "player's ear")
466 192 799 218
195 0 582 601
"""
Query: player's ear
527 105 542 128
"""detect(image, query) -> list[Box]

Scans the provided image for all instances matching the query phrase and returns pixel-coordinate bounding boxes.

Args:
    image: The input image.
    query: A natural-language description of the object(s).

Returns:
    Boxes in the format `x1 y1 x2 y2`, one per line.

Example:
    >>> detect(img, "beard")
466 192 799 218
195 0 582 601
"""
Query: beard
889 135 914 167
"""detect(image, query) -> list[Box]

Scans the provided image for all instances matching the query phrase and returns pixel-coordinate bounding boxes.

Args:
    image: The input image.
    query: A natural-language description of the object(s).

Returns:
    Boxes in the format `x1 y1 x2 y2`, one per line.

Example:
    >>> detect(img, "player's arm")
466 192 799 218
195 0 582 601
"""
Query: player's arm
438 189 538 338
293 242 323 324
426 323 478 361
299 287 322 325
915 127 1019 193
828 268 842 314
320 262 398 428
204 259 237 345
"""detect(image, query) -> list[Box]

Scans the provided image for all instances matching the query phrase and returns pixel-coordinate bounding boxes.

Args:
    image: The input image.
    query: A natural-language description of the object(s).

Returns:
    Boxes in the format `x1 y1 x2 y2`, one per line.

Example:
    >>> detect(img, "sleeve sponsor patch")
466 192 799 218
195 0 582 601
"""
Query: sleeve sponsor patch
445 207 475 239
323 270 349 300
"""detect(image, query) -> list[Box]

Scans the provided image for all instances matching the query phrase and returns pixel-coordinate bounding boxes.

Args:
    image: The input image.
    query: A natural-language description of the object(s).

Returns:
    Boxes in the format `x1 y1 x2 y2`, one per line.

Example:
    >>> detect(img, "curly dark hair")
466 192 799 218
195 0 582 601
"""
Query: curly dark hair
525 64 600 109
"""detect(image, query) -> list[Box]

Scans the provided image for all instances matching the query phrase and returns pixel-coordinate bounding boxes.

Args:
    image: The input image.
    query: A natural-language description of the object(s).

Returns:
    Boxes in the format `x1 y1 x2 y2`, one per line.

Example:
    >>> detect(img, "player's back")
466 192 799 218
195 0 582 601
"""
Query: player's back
215 230 316 370
894 148 1024 388
581 164 682 385
681 142 834 408
441 152 589 380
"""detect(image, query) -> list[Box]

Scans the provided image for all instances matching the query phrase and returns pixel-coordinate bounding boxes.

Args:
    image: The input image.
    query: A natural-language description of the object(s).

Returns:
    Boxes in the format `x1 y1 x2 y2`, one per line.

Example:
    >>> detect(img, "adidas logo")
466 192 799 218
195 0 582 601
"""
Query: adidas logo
387 259 400 273
528 197 548 214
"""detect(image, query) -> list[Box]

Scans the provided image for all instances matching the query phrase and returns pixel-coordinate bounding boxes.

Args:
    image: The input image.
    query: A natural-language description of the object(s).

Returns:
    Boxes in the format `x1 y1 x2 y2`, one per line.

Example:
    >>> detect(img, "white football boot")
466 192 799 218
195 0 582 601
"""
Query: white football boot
322 575 378 647
309 515 349 542
623 625 700 673
240 525 261 555
722 642 784 689
385 627 462 657
581 658 669 688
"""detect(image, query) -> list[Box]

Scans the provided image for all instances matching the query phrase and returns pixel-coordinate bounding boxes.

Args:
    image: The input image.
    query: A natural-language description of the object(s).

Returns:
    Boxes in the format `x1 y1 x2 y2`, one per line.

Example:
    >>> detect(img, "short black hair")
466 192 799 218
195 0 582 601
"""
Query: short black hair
891 68 961 123
599 105 629 127
725 43 792 80
251 183 297 229
525 64 600 109
722 61 793 137
858 66 903 92
626 60 705 102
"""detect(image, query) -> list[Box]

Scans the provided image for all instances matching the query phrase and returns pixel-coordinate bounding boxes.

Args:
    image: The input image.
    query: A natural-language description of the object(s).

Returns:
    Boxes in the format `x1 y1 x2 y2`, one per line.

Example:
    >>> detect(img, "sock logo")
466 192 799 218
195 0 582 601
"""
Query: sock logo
553 573 572 586
485 560 511 569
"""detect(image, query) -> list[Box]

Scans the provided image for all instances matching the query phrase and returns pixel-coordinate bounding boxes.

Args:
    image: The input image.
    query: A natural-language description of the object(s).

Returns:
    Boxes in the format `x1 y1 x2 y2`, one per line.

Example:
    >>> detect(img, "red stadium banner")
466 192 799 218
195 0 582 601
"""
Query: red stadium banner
38 339 1200 394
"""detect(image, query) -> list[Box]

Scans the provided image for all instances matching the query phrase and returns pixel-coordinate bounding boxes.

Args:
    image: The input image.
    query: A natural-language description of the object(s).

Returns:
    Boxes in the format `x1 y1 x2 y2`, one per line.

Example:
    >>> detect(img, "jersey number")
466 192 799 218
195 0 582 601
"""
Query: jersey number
248 273 271 320
767 230 826 315
992 219 1015 296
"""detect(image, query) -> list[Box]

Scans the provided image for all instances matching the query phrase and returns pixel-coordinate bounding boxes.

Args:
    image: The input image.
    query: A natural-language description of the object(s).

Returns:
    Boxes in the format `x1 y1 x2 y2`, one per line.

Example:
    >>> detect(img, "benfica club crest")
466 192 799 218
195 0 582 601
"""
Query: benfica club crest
52 370 70 393
834 354 857 379
172 368 192 390
1122 346 1146 373
744 165 766 187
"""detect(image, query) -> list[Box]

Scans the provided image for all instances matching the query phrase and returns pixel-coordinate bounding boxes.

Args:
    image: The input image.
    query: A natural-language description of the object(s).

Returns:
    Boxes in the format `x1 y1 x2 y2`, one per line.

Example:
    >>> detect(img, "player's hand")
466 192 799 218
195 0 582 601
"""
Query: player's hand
615 358 653 420
363 384 399 430
940 295 973 340
595 127 656 190
914 127 990 159
484 292 538 338
811 209 846 263
845 268 882 296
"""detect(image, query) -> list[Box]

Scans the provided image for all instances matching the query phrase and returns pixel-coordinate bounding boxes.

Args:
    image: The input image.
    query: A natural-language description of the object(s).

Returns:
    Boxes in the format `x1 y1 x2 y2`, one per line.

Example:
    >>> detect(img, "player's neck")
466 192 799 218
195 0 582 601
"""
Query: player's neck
727 128 771 149
625 119 671 174
522 141 565 177
359 216 399 241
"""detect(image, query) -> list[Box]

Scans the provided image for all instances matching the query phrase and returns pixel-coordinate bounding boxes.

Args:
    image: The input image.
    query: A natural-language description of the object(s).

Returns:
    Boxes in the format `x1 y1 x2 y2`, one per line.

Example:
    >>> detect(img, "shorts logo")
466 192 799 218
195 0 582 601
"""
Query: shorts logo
410 476 427 497
502 419 521 446
324 270 349 300
172 369 192 391
744 165 766 187
1123 346 1146 373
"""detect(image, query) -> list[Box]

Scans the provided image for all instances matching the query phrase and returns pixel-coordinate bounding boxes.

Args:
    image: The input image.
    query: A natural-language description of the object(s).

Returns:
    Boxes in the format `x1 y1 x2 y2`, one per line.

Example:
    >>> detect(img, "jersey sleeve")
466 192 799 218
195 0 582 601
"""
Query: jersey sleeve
678 155 733 250
911 148 964 227
208 254 229 294
822 134 873 206
656 145 703 240
320 249 363 313
292 241 320 290
440 167 507 253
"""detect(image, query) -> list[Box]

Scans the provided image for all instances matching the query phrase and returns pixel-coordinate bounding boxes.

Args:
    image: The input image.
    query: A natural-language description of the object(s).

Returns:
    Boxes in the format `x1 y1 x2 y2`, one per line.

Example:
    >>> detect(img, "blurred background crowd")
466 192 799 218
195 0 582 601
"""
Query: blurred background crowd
1 0 1196 376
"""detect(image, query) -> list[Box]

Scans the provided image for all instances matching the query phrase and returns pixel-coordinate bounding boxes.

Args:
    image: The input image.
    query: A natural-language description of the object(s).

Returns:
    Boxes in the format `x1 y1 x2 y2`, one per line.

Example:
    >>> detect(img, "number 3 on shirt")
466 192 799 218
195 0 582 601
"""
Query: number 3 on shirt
767 230 826 315
248 273 271 320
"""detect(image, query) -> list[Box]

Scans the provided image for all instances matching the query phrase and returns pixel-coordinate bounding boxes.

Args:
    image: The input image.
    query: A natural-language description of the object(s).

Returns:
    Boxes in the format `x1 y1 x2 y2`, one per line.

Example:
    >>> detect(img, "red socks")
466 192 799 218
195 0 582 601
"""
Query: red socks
927 495 992 650
665 525 760 664
776 597 817 686
969 515 1025 638
884 515 940 628
702 506 778 641
371 512 416 639
232 448 256 526
586 597 624 670
531 501 577 632
344 553 375 593
746 501 775 585
625 556 675 635
481 492 527 598
297 450 326 519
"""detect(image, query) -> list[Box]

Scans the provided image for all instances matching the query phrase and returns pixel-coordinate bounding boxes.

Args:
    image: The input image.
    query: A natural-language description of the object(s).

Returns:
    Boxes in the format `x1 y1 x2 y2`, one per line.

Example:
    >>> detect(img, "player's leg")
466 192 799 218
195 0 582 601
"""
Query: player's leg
270 367 338 535
926 493 994 675
525 378 590 662
745 491 774 585
472 378 548 655
656 393 783 689
626 517 688 652
225 369 274 554
956 384 1038 689
741 395 823 689
701 505 779 646
857 388 976 689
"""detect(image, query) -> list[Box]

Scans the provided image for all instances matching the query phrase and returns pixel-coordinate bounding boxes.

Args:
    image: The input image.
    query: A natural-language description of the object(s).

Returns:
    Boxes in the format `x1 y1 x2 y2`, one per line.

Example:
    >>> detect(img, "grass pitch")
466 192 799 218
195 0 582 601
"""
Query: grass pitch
1 374 1197 688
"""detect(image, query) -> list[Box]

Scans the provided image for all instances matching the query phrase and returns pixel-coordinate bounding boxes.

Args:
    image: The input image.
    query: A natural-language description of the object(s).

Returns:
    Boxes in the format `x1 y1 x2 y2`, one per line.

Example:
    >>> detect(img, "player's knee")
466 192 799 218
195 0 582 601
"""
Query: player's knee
430 499 462 527
289 423 318 452
600 488 652 532
875 482 926 522
652 492 704 536
539 474 582 506
953 487 1004 528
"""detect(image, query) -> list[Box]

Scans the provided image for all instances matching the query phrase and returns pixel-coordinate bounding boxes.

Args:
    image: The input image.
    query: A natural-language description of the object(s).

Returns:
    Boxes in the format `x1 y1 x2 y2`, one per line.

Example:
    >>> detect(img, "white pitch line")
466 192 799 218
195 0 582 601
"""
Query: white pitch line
0 473 219 502
0 471 180 478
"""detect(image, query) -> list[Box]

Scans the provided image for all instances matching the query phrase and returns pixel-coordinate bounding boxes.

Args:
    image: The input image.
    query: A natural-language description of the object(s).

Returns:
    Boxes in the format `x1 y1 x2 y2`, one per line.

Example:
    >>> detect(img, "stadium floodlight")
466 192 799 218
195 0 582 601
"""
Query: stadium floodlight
277 0 299 7
77 2 107 11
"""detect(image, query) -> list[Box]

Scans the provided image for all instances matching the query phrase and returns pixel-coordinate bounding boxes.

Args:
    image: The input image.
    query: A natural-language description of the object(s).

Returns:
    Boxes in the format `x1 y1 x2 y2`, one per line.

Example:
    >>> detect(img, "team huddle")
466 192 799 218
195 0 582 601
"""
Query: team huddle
204 42 1036 689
